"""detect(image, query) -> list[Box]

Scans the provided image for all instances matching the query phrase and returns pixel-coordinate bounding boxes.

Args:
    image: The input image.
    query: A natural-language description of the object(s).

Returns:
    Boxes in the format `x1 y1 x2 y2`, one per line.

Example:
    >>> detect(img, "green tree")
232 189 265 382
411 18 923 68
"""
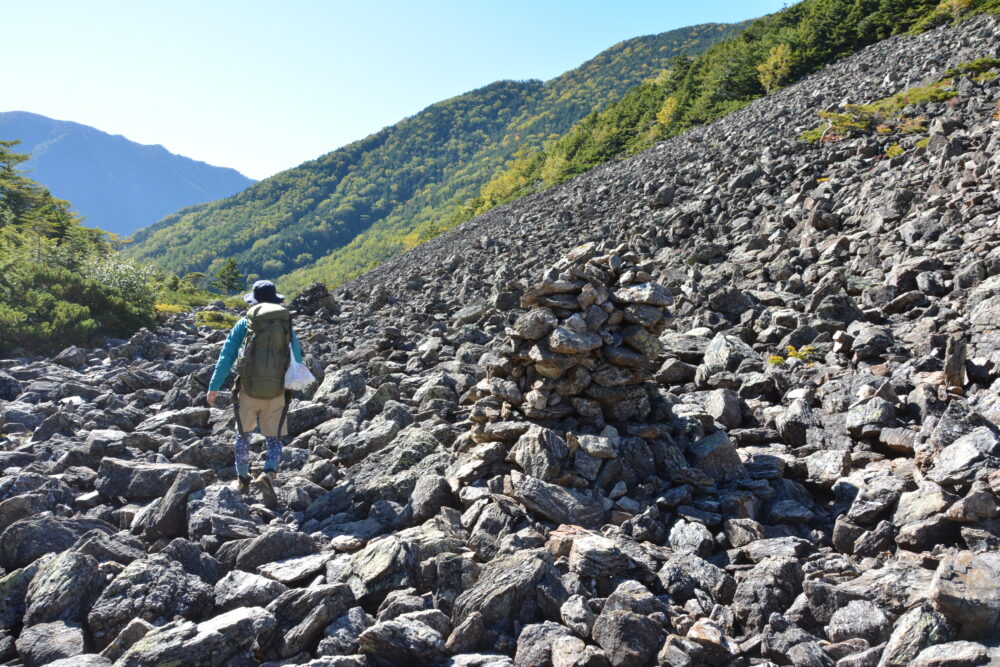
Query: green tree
757 43 795 93
181 272 209 291
0 141 156 354
215 258 243 293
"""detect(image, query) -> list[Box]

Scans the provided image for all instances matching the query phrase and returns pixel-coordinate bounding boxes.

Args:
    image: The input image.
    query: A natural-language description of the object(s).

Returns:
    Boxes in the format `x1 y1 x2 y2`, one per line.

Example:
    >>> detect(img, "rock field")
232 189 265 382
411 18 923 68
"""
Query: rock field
1 14 1000 667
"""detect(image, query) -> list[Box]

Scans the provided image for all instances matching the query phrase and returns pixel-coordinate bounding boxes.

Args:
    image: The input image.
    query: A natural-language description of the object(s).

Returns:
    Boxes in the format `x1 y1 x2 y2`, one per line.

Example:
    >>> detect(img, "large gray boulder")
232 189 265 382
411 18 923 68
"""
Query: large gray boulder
24 550 104 625
112 606 275 667
87 554 214 648
14 620 86 667
358 614 447 667
929 551 1000 640
215 527 319 572
258 584 355 660
95 459 201 501
509 471 604 527
213 570 288 612
453 549 564 633
0 515 114 570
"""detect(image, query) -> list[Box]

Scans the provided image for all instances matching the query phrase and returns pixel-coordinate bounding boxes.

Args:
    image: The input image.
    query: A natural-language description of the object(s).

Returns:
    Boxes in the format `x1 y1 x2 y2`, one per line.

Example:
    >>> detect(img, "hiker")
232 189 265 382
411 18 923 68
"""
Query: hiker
206 280 302 506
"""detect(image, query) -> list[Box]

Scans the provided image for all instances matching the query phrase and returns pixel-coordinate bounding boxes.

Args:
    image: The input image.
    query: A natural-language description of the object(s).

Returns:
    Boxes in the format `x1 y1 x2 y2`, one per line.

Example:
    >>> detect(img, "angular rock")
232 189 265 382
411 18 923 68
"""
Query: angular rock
0 515 113 570
95 459 200 501
510 471 604 527
685 431 745 483
929 551 1000 640
358 615 446 667
214 570 288 611
453 549 562 633
14 620 85 667
113 606 275 667
591 609 663 667
87 554 214 648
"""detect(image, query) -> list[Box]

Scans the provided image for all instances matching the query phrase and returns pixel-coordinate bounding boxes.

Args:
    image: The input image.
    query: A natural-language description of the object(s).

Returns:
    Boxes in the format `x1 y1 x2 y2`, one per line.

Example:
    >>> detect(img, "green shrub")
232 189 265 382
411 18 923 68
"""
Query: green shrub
799 79 957 143
83 256 158 311
157 289 244 309
0 263 154 355
154 303 186 314
886 143 906 158
195 310 239 330
0 141 160 354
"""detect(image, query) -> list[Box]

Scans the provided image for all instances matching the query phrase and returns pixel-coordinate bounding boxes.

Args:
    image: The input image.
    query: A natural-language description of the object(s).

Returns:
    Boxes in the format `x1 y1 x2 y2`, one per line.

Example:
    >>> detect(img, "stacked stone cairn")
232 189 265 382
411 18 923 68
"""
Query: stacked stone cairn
456 242 742 533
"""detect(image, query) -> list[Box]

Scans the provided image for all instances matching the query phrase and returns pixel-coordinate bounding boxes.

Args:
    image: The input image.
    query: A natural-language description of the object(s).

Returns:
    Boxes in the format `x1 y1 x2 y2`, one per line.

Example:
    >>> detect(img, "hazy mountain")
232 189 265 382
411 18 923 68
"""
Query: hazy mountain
0 111 254 235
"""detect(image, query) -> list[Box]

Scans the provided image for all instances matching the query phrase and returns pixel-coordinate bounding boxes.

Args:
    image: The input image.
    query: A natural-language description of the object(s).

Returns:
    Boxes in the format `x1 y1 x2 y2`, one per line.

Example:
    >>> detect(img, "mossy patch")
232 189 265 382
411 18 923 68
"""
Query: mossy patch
194 310 239 330
154 303 186 314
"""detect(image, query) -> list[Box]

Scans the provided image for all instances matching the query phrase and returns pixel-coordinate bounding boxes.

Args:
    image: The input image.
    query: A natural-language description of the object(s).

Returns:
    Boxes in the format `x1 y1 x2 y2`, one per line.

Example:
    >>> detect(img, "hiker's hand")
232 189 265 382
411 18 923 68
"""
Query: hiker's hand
207 391 219 407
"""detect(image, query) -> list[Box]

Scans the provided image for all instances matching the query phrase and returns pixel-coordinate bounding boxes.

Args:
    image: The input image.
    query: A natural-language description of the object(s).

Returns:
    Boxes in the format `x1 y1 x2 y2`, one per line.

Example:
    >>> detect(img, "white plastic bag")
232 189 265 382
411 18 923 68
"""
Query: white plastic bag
284 344 316 390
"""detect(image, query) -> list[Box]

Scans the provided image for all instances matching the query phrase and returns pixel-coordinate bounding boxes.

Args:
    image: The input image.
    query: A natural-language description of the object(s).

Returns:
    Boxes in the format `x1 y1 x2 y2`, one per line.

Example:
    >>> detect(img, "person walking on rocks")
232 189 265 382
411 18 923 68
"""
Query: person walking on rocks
206 280 303 507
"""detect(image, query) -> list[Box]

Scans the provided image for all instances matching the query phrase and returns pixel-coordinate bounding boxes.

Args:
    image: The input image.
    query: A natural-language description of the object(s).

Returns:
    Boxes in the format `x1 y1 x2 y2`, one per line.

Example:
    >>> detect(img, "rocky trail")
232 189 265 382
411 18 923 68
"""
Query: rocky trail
2 14 1000 667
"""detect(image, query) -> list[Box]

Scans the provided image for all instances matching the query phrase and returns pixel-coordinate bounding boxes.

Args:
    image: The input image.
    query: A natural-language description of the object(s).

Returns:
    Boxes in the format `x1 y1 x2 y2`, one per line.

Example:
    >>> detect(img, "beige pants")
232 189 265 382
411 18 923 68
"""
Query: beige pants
237 391 288 437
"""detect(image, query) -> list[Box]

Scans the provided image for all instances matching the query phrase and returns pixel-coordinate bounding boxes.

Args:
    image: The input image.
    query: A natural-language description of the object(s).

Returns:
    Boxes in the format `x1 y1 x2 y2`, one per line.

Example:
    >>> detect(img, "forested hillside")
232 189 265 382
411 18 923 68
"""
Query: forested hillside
288 0 1000 292
0 112 254 236
458 0 1000 217
126 23 743 289
0 140 156 353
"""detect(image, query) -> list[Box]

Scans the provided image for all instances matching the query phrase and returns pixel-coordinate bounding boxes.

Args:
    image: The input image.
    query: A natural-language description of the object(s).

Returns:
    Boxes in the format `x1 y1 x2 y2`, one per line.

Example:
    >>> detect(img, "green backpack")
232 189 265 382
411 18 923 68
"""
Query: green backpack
237 303 291 399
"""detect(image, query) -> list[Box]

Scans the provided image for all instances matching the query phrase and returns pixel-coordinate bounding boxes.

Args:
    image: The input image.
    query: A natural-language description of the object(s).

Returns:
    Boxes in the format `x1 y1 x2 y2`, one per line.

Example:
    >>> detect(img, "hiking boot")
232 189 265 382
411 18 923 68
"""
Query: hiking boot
233 475 251 493
254 471 278 509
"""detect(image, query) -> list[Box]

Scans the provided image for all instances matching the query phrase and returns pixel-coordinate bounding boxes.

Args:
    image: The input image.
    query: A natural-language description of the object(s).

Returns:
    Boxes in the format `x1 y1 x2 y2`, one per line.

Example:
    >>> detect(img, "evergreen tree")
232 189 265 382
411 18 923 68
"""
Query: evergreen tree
215 258 243 294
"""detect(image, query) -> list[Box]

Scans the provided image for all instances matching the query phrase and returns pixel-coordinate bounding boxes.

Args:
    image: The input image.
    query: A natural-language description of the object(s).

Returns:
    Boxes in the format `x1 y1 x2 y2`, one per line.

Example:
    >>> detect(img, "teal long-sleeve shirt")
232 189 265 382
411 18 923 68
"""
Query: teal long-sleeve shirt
208 317 303 392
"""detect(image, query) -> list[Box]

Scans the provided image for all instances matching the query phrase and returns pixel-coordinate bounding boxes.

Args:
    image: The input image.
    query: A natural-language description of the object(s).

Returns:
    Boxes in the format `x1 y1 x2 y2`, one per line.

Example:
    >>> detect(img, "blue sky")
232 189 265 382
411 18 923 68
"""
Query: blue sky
5 1 788 179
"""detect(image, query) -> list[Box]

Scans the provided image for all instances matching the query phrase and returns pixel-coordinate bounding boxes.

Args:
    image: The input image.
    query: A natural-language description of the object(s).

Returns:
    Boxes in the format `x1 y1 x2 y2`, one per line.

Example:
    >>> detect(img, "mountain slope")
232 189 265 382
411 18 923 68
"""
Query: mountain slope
1 15 998 665
0 111 254 236
126 23 744 284
436 0 1000 230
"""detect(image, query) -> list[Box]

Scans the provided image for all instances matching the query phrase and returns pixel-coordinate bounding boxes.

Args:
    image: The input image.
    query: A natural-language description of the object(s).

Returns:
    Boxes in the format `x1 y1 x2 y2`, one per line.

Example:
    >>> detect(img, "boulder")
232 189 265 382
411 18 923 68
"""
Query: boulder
95 459 201 501
0 515 113 570
14 620 86 667
112 606 275 667
87 554 214 648
929 551 1000 640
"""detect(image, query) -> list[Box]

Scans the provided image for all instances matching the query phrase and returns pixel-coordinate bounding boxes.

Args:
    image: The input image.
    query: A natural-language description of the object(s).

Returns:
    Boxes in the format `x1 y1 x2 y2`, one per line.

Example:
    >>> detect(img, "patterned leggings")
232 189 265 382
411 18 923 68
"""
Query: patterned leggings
234 433 284 478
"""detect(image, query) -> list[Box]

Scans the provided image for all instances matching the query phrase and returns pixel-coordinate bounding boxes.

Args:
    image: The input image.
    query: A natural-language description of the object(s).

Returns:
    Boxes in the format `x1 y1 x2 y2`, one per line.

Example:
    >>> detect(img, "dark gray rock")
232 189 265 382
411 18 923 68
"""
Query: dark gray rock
732 556 803 634
259 584 355 660
216 527 319 572
453 549 562 633
112 606 275 667
591 609 663 667
510 471 604 527
0 515 113 570
95 459 201 502
826 600 890 644
319 606 375 656
214 570 288 611
87 554 214 648
929 551 1000 640
358 614 446 667
514 621 574 667
14 620 86 667
23 550 104 625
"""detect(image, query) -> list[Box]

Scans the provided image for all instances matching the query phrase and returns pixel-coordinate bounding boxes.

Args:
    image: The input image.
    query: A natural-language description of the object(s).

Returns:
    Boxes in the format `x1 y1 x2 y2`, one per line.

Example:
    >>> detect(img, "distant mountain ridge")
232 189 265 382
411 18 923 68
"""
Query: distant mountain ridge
125 23 745 288
0 111 254 236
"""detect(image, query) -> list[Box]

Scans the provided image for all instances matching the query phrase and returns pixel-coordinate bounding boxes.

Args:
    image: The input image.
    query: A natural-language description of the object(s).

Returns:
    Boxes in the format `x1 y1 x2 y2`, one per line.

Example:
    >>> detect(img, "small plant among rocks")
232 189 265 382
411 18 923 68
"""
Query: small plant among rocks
886 143 906 158
154 303 186 314
769 345 818 366
194 310 239 330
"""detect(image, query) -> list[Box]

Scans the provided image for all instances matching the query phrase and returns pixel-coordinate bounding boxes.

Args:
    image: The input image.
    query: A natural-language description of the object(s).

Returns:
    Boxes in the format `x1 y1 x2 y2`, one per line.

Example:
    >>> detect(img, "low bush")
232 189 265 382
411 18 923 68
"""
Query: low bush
195 310 239 330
